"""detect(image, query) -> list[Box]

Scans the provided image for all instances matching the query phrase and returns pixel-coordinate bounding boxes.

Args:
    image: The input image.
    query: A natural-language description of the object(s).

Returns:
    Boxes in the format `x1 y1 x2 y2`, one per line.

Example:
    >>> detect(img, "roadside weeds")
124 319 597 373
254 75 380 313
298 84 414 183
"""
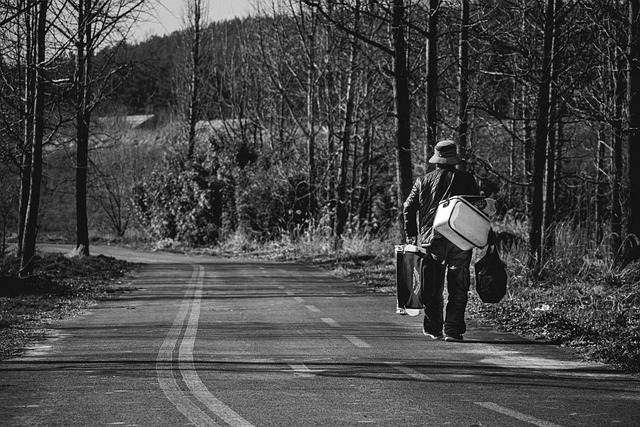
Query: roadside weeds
0 253 137 360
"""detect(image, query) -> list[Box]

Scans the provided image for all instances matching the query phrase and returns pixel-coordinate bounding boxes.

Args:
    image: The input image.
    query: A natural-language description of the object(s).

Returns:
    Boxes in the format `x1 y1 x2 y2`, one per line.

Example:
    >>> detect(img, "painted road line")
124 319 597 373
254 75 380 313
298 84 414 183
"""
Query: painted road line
288 363 324 378
305 305 321 312
386 362 435 381
156 266 217 426
321 318 370 348
157 265 254 427
345 335 371 348
321 317 340 327
179 266 254 427
475 402 564 427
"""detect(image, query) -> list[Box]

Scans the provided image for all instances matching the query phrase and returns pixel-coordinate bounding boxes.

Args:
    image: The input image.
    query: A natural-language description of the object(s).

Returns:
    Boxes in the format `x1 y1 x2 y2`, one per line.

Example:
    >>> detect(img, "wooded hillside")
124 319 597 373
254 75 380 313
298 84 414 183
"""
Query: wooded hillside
1 0 638 276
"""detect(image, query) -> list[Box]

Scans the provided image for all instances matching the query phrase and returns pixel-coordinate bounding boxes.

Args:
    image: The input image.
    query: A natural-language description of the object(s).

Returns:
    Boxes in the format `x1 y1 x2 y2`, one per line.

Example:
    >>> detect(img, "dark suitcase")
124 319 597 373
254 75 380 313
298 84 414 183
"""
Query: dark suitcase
395 244 426 316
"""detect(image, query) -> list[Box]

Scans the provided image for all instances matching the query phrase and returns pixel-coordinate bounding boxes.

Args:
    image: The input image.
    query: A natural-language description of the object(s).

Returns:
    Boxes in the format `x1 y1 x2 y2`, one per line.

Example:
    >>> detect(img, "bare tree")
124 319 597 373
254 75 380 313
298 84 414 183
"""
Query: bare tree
302 0 416 239
581 0 627 262
612 45 625 260
334 12 360 246
391 0 413 221
255 0 332 223
300 1 320 202
89 129 158 237
73 0 93 256
425 0 438 164
529 0 556 273
19 0 46 275
628 0 640 248
61 0 145 256
543 0 564 257
457 0 469 160
18 0 35 258
0 0 37 258
169 0 211 162
185 0 207 160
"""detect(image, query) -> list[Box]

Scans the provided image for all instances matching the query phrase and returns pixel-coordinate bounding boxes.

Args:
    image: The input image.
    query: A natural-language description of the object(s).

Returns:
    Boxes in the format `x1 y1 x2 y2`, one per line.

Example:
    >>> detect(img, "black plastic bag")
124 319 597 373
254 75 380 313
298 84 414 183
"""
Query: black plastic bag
474 239 507 303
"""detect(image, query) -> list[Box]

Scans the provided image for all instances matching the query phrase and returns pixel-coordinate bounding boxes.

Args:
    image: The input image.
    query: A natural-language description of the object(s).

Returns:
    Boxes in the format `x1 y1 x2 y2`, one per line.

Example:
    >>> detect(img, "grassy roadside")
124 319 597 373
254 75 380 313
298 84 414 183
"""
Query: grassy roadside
0 253 137 360
317 252 639 373
468 260 640 373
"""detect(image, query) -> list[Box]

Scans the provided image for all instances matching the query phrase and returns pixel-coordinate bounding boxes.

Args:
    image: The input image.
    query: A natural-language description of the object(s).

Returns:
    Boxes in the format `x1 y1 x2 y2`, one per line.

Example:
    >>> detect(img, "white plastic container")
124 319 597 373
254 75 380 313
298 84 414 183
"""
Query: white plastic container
433 196 491 250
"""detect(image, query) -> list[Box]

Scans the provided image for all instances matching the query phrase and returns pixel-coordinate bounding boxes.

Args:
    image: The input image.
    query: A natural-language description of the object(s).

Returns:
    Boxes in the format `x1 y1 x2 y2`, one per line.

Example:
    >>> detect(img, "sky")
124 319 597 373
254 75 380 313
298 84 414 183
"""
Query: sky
133 0 255 41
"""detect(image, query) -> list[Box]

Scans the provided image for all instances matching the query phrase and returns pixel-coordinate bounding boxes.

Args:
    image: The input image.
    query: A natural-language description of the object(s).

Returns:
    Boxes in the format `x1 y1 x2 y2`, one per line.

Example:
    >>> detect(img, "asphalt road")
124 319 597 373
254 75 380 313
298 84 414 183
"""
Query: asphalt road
1 245 639 426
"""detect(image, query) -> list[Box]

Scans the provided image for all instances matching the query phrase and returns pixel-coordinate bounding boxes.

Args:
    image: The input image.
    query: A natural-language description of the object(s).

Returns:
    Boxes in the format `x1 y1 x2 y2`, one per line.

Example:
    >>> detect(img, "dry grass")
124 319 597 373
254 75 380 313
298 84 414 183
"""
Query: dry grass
470 231 640 372
0 253 136 360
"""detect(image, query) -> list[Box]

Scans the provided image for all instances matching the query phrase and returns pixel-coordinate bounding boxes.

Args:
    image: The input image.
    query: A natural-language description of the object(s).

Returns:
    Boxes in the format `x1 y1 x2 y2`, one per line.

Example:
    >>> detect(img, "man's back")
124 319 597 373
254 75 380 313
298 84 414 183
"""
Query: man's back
404 166 480 244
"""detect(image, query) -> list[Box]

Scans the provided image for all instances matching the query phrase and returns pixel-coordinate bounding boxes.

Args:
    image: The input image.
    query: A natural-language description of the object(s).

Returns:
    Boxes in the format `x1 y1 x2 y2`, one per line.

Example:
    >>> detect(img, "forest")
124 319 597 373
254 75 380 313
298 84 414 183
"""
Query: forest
1 0 640 278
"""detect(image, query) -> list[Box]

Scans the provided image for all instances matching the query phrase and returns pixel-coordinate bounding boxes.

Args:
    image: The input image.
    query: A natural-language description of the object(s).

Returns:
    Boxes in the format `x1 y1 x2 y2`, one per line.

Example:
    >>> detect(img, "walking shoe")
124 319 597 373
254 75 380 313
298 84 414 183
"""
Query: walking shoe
444 333 464 342
422 328 443 340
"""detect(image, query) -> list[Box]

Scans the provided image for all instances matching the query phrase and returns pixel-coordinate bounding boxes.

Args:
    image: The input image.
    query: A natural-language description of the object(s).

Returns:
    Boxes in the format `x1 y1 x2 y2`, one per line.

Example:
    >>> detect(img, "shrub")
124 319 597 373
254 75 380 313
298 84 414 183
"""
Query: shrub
134 157 226 245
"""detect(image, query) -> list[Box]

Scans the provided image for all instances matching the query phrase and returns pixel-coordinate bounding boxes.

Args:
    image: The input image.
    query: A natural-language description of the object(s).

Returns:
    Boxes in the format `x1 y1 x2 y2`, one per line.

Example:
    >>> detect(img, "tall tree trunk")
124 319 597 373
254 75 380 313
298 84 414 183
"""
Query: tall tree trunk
325 74 336 227
595 127 607 245
392 0 413 240
306 6 317 216
350 120 359 222
543 112 557 255
186 0 202 161
75 0 91 256
358 74 373 228
17 150 31 257
425 0 439 165
509 79 518 207
457 0 470 163
521 1 534 217
20 0 47 276
543 0 562 257
334 35 358 246
523 109 533 216
628 1 640 249
555 112 564 228
612 51 625 260
359 125 372 227
530 0 555 273
18 1 35 258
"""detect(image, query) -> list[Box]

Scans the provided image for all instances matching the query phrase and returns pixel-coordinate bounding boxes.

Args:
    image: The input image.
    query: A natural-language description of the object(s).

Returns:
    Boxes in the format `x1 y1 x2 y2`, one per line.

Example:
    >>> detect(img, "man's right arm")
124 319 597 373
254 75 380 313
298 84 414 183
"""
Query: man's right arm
403 179 420 241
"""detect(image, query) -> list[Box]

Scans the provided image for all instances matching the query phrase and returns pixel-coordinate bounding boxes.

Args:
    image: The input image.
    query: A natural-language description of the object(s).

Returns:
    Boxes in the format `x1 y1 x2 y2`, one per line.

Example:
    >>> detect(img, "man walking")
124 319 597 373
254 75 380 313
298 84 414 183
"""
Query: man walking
403 140 480 342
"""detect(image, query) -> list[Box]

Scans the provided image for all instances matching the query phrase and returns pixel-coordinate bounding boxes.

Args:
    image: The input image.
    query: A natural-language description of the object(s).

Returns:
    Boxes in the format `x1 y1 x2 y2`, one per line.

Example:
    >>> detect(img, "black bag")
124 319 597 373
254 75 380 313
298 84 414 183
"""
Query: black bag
395 245 426 315
474 234 507 303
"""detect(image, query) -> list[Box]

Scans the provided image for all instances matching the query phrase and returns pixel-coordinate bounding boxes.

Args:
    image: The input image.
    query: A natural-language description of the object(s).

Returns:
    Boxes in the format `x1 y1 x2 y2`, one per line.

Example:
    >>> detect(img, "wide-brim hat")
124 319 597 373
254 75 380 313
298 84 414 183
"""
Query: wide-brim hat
428 139 462 165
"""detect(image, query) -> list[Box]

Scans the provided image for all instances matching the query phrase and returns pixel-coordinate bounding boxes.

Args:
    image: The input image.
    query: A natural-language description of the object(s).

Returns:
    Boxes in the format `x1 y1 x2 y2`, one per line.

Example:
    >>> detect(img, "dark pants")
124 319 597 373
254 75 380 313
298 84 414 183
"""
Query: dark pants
422 238 472 336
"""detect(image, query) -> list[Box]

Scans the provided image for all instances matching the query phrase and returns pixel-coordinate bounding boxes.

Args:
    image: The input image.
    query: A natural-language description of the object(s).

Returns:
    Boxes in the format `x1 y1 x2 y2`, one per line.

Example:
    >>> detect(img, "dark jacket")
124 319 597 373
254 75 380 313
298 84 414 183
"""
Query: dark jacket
403 166 480 245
